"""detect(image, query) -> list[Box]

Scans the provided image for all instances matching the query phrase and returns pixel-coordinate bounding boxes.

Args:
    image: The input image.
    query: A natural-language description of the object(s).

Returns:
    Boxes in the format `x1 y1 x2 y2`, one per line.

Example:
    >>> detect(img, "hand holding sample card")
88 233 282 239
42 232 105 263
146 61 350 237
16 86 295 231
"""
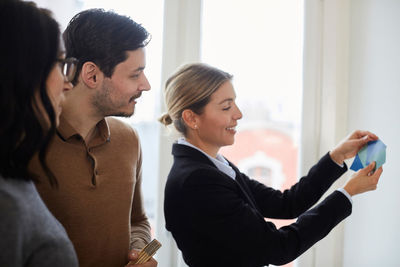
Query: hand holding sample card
350 139 386 171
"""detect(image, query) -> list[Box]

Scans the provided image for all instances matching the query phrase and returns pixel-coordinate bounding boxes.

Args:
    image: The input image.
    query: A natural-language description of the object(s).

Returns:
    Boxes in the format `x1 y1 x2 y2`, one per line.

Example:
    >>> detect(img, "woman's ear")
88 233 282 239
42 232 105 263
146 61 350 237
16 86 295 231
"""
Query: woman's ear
80 62 102 88
182 109 198 130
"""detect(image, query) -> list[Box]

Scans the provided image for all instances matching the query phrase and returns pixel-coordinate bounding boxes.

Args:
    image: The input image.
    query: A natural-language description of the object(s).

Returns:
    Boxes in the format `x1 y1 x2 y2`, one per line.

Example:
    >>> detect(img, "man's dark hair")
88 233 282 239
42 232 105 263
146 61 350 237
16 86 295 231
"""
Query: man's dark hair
63 8 151 84
0 0 60 186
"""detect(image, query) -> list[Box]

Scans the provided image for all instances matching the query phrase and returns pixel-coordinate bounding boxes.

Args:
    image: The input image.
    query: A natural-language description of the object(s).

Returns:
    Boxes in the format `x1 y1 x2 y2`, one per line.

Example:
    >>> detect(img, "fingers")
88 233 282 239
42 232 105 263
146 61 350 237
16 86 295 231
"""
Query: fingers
371 166 383 181
331 136 370 162
128 250 139 261
127 258 157 267
351 135 370 150
363 164 382 192
126 254 157 267
345 162 383 196
362 161 376 175
363 131 378 140
355 133 375 146
350 130 378 141
349 133 378 153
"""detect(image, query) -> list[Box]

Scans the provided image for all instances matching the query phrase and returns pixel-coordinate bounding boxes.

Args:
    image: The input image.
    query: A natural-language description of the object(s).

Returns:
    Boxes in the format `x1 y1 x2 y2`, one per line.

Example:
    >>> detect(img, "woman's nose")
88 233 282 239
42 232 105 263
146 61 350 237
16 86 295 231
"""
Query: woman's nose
234 104 243 120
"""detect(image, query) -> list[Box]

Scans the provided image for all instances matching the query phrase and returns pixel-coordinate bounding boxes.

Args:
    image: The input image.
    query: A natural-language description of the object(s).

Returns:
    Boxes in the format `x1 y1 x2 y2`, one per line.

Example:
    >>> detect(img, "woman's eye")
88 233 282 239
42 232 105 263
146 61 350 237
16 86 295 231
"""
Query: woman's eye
222 106 231 111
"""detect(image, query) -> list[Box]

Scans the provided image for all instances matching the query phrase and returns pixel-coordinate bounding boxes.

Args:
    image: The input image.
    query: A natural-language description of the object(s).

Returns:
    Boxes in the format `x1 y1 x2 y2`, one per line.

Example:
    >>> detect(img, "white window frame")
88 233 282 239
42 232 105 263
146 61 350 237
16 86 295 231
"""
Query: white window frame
298 0 350 266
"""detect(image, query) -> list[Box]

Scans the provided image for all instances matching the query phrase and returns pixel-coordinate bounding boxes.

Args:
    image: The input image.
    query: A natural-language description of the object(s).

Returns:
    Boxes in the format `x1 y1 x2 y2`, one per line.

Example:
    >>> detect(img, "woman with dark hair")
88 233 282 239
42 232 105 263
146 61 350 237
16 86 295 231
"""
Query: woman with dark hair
160 63 383 267
0 1 78 266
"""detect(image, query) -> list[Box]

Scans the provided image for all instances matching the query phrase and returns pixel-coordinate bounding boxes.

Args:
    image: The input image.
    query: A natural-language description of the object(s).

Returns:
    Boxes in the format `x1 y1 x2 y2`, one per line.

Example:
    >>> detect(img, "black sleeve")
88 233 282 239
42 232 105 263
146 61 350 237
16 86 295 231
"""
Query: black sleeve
243 152 348 219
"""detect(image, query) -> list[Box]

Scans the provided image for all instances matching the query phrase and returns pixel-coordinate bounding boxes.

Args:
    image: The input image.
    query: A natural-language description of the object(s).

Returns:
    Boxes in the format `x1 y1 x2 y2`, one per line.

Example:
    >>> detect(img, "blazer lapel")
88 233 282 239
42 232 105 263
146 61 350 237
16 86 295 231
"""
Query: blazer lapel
173 143 264 216
229 162 264 217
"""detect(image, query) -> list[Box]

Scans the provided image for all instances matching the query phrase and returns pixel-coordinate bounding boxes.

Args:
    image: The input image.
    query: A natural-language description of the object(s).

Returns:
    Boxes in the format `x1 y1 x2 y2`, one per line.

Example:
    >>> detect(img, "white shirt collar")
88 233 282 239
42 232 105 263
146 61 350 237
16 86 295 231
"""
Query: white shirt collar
177 137 236 179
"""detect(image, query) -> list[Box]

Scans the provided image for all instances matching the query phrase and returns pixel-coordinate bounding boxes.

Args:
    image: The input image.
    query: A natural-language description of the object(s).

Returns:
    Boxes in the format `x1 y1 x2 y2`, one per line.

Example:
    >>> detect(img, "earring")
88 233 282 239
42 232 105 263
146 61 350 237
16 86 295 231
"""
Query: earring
194 125 198 129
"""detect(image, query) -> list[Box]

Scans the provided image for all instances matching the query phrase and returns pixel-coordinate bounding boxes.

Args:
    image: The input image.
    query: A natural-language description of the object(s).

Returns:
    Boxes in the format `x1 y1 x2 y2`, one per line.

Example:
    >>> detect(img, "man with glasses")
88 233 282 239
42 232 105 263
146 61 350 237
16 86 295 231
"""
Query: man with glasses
29 9 156 267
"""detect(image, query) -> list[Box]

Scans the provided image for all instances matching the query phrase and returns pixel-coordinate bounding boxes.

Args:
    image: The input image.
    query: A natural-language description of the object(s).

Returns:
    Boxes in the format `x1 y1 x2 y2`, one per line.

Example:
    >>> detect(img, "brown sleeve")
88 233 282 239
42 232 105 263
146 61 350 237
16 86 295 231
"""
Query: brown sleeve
130 131 151 250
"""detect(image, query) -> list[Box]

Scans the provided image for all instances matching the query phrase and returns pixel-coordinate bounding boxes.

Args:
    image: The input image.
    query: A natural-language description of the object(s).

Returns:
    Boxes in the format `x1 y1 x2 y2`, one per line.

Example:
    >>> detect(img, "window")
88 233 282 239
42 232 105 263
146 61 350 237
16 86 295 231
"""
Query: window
201 1 304 266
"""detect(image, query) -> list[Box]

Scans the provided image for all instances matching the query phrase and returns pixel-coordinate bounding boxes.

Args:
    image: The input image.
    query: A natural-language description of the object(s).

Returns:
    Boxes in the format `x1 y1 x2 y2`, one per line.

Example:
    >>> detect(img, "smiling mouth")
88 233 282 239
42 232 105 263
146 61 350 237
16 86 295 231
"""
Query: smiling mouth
226 126 236 132
129 92 142 103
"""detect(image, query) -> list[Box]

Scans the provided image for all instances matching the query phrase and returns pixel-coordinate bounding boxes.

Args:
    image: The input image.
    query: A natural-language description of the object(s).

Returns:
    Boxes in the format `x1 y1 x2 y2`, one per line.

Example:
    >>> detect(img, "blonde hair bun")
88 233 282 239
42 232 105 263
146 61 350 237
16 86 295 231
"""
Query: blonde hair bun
159 113 173 126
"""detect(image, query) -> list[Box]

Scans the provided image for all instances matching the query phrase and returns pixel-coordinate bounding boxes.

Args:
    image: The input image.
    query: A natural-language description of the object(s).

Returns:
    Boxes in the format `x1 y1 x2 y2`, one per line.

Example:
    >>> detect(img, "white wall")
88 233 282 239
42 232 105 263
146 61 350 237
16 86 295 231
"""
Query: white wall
343 0 400 266
30 0 82 30
300 1 400 266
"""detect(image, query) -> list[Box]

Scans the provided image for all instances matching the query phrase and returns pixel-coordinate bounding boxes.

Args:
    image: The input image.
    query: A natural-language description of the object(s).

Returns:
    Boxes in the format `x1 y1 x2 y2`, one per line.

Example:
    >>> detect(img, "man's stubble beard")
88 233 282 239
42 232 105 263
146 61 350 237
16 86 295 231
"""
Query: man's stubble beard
92 82 135 118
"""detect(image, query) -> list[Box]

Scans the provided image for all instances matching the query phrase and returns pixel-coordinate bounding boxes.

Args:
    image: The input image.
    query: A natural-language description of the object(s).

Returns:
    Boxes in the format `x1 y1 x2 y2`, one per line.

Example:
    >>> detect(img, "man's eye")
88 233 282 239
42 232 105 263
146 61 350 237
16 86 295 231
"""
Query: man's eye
222 107 231 111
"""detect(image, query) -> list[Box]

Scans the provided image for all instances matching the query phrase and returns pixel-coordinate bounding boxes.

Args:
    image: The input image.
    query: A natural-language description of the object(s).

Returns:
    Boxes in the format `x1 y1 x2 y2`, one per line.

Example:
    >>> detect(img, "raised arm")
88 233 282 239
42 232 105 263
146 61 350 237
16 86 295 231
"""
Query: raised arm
245 130 379 219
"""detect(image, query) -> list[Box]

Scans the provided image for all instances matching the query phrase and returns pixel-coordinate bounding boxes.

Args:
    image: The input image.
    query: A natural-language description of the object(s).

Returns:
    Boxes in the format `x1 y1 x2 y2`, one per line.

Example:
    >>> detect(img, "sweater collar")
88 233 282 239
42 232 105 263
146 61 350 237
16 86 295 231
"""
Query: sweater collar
57 114 110 146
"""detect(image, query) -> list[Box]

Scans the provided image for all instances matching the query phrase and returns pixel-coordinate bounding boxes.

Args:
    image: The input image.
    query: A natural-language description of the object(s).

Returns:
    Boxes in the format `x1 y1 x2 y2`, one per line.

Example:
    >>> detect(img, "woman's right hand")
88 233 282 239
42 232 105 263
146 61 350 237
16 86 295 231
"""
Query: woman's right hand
343 162 383 196
329 130 378 166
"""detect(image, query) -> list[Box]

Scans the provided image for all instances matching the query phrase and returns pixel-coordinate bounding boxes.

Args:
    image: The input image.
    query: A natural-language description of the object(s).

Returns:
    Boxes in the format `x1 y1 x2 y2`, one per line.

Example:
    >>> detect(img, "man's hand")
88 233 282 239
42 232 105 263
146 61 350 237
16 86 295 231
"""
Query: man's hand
125 249 158 267
329 130 378 165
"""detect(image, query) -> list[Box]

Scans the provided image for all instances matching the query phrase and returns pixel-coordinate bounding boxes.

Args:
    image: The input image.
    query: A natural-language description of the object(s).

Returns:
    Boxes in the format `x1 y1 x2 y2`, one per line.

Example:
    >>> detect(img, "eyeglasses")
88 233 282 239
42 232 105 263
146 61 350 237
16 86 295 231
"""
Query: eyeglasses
57 57 78 83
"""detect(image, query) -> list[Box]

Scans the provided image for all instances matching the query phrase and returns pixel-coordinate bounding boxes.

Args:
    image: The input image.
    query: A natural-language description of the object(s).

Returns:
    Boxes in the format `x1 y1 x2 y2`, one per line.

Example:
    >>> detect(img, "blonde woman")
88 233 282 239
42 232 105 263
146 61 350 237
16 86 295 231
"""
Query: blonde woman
160 63 382 267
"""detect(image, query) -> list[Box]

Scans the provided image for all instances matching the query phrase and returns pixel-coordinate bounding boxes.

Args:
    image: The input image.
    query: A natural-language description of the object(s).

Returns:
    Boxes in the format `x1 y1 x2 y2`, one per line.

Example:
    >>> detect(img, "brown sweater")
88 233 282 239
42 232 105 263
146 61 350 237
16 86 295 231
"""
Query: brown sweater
29 115 151 267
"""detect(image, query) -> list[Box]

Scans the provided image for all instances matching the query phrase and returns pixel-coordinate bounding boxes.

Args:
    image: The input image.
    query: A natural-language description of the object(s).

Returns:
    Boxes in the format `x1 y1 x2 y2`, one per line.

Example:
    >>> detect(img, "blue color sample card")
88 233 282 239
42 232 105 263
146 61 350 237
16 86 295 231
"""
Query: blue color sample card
350 139 386 171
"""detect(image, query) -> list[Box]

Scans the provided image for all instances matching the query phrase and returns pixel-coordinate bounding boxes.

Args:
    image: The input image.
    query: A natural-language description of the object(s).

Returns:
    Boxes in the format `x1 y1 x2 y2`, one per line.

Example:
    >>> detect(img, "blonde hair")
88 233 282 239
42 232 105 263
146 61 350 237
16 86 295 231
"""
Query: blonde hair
159 63 233 136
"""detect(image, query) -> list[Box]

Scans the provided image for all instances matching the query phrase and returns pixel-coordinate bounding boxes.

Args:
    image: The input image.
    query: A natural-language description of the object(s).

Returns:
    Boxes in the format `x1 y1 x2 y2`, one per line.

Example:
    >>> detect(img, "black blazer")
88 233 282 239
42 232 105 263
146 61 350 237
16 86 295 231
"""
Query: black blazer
164 144 352 267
